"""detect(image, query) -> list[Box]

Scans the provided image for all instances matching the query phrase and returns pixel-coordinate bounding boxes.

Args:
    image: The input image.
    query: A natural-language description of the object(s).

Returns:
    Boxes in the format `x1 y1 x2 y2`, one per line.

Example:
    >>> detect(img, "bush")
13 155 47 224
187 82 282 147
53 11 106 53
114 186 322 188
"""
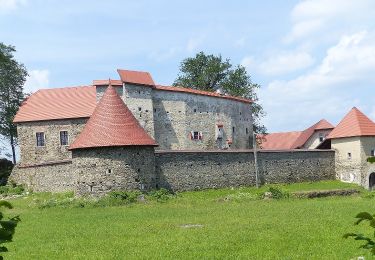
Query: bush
259 186 290 200
0 185 24 196
148 188 174 202
0 159 13 185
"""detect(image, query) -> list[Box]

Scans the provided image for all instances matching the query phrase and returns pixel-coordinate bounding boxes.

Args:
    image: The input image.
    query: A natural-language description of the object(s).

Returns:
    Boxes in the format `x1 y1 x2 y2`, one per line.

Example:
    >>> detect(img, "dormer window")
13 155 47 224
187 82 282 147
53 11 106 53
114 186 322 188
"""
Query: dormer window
319 133 324 142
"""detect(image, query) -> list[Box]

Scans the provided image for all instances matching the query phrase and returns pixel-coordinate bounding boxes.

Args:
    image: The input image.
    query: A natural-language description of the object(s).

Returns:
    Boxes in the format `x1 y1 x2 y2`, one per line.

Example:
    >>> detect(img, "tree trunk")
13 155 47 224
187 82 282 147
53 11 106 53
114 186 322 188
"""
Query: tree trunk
10 134 16 164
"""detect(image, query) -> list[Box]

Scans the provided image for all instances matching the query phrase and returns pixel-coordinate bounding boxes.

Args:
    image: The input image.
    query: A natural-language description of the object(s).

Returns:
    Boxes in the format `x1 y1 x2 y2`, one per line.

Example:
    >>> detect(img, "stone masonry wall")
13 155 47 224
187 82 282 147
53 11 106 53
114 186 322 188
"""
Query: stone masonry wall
155 149 335 191
72 146 156 196
17 118 87 165
153 90 253 150
10 160 76 192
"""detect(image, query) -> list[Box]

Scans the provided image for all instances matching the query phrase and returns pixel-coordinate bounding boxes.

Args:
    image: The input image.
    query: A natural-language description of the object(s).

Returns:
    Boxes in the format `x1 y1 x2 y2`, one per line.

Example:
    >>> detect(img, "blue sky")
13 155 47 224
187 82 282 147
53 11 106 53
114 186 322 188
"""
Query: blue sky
1 0 375 136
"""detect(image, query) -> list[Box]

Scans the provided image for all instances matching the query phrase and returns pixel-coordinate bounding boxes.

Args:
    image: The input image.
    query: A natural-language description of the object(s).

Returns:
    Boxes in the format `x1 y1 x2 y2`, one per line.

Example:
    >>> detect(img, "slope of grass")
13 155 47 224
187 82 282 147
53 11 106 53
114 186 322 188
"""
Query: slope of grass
3 180 374 259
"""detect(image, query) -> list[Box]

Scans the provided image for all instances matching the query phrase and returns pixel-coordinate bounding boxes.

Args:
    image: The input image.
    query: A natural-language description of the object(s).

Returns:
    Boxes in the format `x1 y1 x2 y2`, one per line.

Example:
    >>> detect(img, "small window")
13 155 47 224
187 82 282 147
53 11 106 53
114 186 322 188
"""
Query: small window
36 132 45 147
371 149 375 156
138 107 142 111
232 127 235 133
60 131 69 146
348 153 352 160
319 133 324 142
106 169 112 174
191 131 202 140
193 109 197 113
154 108 156 113
246 128 248 134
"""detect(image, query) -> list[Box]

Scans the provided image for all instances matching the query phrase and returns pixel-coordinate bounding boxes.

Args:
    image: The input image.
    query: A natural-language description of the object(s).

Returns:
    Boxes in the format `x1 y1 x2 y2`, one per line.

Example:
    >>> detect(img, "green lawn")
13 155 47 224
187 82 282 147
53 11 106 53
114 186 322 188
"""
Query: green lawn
3 181 375 259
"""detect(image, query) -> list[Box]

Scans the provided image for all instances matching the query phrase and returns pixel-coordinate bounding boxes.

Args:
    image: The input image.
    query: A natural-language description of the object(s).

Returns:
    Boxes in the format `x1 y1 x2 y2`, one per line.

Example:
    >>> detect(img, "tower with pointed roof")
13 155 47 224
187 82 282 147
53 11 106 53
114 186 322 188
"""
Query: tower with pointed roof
327 107 375 187
70 83 158 196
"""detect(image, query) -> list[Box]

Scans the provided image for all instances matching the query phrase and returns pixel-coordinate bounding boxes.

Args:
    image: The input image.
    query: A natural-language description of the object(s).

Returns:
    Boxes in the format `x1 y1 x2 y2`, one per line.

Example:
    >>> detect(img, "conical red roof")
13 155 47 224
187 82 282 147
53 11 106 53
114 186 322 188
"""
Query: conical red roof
327 107 375 139
69 84 157 150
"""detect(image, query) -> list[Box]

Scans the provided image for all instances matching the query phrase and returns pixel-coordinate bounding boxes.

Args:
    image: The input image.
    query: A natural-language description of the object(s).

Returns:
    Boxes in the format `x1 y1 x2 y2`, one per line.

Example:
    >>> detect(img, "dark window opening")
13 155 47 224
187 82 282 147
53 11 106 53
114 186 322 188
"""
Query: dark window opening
107 169 112 174
371 149 375 156
138 107 142 111
36 132 45 147
246 128 248 134
194 109 197 113
232 127 235 133
348 153 352 160
60 131 68 145
154 108 157 113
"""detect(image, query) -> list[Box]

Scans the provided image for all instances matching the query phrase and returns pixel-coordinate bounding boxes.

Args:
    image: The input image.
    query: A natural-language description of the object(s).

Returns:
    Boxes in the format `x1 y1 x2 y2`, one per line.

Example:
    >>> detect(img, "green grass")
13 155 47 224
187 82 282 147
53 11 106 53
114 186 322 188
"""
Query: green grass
2 180 375 259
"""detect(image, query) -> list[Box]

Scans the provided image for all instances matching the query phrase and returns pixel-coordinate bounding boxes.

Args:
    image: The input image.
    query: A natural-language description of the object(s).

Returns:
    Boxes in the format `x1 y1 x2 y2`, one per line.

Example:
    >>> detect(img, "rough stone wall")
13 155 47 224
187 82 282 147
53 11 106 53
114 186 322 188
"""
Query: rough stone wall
96 85 123 102
331 137 363 184
358 137 375 188
72 146 156 196
123 84 155 138
17 118 87 165
155 149 335 191
10 161 76 192
303 129 332 149
153 90 253 150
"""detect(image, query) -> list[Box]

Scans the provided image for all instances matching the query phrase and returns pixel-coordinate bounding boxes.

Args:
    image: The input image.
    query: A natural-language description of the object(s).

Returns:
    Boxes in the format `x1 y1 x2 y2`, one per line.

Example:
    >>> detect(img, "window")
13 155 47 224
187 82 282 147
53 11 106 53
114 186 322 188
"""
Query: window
232 127 235 133
138 107 142 111
60 131 68 146
190 131 202 140
193 109 197 113
371 149 375 156
319 133 324 142
246 128 248 134
36 132 45 147
348 152 352 160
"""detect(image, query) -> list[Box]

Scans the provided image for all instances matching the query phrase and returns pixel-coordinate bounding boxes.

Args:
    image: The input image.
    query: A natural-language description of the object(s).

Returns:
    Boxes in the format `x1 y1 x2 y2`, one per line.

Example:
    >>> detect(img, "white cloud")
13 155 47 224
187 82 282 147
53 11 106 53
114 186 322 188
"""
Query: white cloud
284 0 375 43
243 51 315 76
24 69 49 93
0 0 27 13
261 31 375 131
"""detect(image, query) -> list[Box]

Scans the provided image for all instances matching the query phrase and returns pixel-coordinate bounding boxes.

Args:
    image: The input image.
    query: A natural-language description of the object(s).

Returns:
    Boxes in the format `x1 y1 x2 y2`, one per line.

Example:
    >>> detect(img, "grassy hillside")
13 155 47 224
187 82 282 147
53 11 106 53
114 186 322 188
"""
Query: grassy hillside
3 181 375 259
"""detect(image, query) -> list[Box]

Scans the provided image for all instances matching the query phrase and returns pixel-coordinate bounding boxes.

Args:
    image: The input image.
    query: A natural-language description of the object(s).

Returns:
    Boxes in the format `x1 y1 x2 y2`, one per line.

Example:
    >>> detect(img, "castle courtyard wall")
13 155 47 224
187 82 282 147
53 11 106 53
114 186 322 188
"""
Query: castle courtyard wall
10 149 335 195
155 149 335 191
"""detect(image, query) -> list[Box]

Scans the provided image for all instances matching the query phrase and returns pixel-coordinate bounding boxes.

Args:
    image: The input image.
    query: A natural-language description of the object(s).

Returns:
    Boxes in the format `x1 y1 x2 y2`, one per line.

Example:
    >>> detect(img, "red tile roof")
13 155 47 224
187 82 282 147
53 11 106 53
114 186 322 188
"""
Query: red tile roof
327 107 375 139
260 131 302 150
93 79 122 86
260 119 334 150
117 69 155 86
69 84 157 150
155 85 252 104
13 86 96 123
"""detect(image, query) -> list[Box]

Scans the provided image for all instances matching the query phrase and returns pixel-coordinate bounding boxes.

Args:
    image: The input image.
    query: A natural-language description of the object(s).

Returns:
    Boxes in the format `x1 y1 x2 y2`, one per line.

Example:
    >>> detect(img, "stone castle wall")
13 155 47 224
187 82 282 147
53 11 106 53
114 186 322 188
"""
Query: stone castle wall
155 149 335 191
10 149 335 195
72 146 156 196
17 118 87 165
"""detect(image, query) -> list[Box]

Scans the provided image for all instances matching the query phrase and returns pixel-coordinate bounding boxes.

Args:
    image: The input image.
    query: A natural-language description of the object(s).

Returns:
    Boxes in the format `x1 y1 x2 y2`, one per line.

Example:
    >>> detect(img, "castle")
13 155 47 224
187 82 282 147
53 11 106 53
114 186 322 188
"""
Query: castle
10 68 361 195
261 107 375 189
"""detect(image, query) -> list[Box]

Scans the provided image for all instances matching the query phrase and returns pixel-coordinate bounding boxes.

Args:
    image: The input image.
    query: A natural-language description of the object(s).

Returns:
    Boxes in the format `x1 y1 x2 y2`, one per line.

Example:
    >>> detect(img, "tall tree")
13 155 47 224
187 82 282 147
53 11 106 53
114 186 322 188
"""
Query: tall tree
174 52 266 133
0 43 27 164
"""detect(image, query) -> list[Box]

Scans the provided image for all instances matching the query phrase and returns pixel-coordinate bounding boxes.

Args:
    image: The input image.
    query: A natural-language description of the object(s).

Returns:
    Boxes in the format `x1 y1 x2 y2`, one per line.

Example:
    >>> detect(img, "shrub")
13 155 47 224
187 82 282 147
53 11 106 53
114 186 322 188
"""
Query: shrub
148 188 174 202
260 186 290 200
0 185 24 196
0 159 13 186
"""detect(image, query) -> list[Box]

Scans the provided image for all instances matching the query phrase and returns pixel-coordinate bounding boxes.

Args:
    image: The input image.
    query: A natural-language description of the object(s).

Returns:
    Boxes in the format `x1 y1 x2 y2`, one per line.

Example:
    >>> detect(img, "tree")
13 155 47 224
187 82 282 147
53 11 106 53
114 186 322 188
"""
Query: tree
174 52 266 133
0 43 28 164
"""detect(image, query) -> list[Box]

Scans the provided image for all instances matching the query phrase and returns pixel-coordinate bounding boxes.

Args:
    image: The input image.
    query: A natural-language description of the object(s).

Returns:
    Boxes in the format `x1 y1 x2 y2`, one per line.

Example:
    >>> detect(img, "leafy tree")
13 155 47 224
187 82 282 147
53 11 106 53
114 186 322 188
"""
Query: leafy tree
0 43 28 164
174 52 266 133
344 212 375 254
0 200 20 259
